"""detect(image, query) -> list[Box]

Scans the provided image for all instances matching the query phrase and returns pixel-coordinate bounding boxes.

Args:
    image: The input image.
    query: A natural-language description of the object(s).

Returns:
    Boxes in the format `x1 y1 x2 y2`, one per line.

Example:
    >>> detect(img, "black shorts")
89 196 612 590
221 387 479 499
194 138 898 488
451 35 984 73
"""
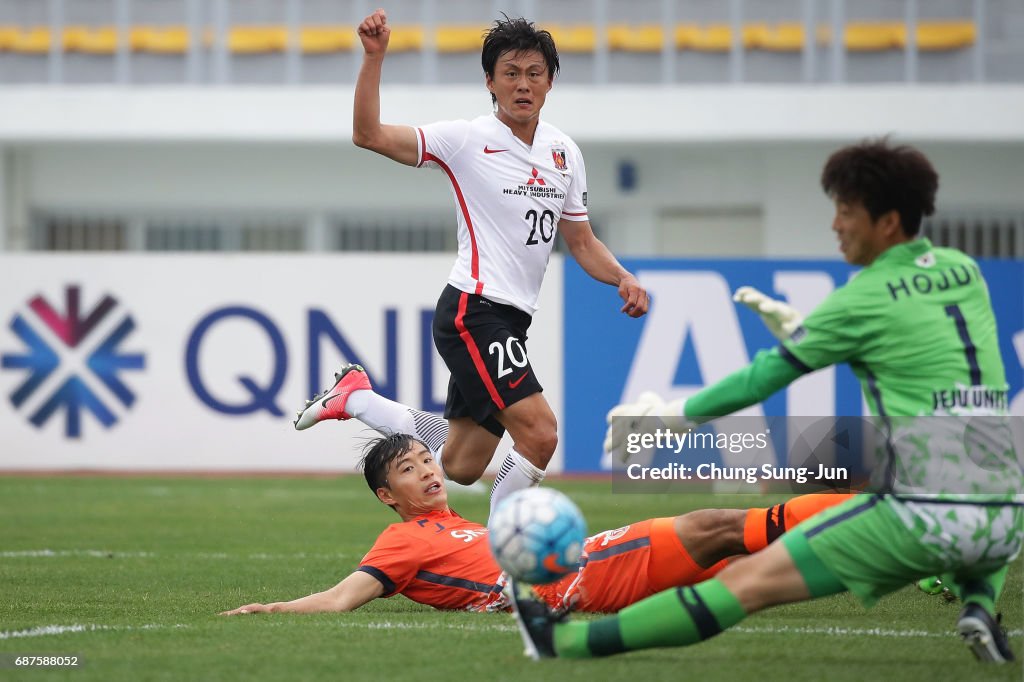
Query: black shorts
432 284 544 437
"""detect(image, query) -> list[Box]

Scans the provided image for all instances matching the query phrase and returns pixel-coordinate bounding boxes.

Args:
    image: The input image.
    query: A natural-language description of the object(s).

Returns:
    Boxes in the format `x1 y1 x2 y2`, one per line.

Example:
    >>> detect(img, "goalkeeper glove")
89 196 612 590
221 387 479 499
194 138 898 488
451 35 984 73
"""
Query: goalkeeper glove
733 286 804 342
603 392 693 461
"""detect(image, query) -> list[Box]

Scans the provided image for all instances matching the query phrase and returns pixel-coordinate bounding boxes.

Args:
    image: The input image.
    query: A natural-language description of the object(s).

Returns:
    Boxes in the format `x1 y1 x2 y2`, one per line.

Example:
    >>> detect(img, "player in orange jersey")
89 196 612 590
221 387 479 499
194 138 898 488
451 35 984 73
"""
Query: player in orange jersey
221 434 850 617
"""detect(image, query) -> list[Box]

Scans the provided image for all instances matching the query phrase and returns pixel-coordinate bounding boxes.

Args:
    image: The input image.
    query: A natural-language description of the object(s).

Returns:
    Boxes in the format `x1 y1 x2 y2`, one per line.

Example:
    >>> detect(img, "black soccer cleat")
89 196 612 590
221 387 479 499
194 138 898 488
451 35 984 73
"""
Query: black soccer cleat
507 579 562 660
956 603 1015 663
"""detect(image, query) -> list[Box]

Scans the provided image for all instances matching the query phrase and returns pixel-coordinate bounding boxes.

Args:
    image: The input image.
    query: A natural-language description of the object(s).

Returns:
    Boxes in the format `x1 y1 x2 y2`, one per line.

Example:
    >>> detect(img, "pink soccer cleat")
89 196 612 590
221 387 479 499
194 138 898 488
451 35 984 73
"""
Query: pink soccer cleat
293 363 373 430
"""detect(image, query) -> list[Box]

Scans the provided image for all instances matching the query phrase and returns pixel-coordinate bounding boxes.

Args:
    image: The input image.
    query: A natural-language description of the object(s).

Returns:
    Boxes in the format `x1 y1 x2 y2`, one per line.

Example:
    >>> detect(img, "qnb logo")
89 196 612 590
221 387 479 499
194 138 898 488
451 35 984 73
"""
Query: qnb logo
1 285 145 438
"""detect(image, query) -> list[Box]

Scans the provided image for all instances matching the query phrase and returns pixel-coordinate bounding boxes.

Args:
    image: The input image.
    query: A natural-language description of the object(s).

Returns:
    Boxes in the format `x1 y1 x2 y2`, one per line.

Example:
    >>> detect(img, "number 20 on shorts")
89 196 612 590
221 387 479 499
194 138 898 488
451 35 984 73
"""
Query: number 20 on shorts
489 336 528 379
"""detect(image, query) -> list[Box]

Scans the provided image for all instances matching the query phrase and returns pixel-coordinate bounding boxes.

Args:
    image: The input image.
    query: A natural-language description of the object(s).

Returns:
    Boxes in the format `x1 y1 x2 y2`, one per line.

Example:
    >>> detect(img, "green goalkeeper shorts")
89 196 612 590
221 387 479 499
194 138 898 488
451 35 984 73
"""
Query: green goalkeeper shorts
782 494 1017 607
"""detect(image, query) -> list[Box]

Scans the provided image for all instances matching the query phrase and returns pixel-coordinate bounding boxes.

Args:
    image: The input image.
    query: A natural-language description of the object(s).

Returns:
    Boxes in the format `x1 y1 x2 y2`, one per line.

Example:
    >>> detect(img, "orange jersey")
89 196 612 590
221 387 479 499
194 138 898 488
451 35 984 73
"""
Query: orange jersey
358 511 692 614
357 508 509 612
533 518 691 613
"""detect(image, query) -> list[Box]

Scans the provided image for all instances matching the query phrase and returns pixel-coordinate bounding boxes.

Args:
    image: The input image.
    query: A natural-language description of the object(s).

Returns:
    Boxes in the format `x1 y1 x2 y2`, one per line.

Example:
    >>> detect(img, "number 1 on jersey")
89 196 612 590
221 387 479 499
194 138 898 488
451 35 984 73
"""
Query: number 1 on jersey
944 304 982 385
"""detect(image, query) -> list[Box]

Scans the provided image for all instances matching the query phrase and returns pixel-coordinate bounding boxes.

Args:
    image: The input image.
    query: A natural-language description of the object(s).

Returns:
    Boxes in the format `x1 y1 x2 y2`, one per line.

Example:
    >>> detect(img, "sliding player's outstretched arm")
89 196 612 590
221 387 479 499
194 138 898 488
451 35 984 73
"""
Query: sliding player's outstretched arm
220 570 384 615
352 8 418 165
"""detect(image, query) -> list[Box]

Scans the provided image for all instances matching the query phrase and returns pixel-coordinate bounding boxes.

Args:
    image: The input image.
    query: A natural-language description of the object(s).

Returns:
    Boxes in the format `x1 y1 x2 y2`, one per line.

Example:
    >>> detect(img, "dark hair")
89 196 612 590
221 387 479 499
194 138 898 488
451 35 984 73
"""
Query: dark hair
359 433 426 493
481 15 559 105
820 138 938 237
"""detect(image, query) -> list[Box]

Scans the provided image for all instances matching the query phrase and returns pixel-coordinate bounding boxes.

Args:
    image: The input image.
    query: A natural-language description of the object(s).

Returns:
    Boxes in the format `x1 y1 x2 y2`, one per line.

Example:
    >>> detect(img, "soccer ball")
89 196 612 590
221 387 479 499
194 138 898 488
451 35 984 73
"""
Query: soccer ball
488 487 587 585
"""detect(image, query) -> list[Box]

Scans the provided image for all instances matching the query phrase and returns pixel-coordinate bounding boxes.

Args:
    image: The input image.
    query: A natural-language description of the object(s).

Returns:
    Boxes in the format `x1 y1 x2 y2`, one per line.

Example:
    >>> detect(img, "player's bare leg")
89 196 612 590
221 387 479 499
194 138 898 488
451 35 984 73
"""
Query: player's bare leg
490 393 558 517
673 509 747 567
714 541 812 611
650 495 853 590
436 417 502 485
494 393 558 468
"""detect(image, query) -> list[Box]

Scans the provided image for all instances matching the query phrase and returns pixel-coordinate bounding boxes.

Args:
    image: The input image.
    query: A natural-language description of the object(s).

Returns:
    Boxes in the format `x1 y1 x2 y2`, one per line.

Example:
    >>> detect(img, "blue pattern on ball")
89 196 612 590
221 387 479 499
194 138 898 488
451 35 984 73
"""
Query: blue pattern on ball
487 488 587 585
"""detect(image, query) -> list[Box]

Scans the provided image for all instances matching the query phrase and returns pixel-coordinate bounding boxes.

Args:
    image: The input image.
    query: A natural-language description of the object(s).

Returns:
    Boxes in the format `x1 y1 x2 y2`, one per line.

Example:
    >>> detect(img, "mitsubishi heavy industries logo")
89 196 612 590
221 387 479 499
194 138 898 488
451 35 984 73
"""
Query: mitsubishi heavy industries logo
1 285 145 438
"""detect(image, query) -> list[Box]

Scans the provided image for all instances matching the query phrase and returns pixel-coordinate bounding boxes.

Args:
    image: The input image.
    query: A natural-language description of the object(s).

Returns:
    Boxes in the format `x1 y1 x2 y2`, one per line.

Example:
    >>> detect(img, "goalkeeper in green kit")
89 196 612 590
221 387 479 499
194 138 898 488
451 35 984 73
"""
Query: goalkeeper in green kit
509 139 1023 663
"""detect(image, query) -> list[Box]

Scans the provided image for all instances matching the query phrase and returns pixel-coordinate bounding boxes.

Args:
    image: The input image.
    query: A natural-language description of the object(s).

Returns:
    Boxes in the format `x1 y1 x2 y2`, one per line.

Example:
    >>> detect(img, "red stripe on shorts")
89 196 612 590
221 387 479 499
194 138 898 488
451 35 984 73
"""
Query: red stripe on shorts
454 291 505 410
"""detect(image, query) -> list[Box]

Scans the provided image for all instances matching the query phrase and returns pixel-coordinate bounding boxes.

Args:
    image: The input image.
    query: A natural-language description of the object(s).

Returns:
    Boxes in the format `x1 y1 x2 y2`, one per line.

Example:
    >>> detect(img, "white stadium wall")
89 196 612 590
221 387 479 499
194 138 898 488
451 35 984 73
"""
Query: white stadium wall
0 254 565 472
1 86 1023 257
12 139 1024 258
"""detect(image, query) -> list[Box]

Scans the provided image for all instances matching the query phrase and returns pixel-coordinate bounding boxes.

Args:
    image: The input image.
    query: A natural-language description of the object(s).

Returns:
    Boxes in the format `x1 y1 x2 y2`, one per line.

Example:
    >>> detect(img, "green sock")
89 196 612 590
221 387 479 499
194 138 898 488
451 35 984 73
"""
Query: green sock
553 579 747 659
948 566 1008 615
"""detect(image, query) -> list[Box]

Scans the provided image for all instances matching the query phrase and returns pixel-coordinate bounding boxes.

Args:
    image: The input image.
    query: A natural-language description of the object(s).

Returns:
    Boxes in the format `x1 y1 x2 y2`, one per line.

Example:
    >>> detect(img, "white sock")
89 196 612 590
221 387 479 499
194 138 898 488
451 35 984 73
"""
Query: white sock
344 390 449 456
489 447 545 521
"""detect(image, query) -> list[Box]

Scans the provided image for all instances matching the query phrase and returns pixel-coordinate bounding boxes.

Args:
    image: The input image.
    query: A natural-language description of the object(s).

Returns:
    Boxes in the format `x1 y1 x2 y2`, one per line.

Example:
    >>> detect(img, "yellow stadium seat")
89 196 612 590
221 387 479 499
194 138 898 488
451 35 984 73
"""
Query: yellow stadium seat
690 24 733 51
544 25 596 53
64 26 119 54
916 21 975 50
299 26 354 53
748 22 805 51
227 26 287 54
387 25 423 51
7 26 52 53
607 24 664 52
436 25 486 52
133 26 190 53
0 25 21 50
844 22 902 51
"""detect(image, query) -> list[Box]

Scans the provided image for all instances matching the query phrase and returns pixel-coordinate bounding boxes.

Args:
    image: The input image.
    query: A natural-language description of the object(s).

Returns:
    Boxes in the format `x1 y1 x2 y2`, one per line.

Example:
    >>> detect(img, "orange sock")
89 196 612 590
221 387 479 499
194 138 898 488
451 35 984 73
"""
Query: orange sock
648 517 713 592
782 493 854 529
743 493 855 553
691 558 730 582
743 505 781 553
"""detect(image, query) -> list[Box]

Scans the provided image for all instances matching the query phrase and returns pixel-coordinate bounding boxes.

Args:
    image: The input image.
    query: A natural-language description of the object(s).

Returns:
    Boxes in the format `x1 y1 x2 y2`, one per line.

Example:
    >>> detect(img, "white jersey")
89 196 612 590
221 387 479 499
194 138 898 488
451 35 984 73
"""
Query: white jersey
416 114 589 315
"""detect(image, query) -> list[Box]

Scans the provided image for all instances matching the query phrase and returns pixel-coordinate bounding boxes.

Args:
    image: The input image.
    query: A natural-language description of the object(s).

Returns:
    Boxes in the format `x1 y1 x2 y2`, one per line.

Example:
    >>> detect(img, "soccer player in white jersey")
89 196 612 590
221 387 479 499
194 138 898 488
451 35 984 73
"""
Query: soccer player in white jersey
295 9 649 519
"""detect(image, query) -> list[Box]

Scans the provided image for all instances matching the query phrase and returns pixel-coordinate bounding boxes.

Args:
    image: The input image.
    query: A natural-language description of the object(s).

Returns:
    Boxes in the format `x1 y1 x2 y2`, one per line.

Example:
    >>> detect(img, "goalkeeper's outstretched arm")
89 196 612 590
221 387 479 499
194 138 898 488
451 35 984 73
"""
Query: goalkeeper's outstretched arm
604 285 812 457
733 286 804 342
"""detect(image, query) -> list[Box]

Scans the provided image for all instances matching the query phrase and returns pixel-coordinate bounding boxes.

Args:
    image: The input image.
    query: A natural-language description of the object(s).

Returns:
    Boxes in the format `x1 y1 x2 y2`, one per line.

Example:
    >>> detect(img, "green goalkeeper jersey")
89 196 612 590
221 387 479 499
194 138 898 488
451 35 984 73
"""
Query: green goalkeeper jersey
686 238 1009 418
780 238 1007 416
684 238 1020 501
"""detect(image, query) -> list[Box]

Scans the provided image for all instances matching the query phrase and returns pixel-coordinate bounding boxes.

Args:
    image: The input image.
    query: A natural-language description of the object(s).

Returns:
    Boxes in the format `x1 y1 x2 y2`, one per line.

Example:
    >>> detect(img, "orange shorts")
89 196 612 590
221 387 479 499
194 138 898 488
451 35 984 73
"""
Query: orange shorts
533 517 709 613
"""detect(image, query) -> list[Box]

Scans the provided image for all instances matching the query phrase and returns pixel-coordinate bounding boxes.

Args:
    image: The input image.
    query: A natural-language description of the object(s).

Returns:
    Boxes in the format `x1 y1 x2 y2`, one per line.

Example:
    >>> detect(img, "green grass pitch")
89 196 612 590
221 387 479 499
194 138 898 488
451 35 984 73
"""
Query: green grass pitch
1 476 1021 681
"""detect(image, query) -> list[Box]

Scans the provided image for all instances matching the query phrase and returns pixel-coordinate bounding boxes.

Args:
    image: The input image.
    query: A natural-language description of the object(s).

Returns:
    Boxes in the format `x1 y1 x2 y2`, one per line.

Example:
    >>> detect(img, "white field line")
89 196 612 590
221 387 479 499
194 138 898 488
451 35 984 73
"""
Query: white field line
0 549 350 560
336 620 1024 639
733 624 1024 638
0 624 185 640
4 619 1020 642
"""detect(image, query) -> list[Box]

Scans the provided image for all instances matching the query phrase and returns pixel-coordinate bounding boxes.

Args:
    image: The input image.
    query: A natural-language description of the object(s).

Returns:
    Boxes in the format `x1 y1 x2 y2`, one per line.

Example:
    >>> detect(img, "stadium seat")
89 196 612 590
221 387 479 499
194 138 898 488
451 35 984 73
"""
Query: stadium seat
747 23 805 51
133 26 191 53
607 24 664 52
843 22 903 51
386 25 424 52
436 25 485 52
0 21 977 55
299 26 354 53
916 21 975 50
227 26 288 54
64 26 119 54
4 26 51 53
680 24 733 51
543 25 598 53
